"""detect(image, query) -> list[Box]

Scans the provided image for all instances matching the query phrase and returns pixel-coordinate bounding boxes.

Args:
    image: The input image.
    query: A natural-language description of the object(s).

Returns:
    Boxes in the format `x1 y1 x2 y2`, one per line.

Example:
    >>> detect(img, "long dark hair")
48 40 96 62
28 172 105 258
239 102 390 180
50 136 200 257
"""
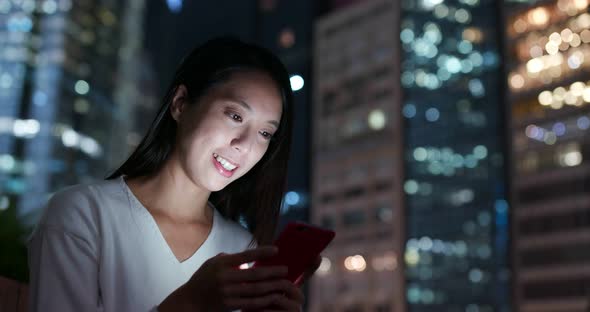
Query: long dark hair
107 37 294 246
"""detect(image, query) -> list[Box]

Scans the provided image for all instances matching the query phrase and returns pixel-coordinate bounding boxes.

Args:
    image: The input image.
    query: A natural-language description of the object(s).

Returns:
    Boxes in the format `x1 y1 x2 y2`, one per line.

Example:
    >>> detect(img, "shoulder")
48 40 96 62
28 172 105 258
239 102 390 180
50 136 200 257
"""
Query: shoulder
35 178 124 235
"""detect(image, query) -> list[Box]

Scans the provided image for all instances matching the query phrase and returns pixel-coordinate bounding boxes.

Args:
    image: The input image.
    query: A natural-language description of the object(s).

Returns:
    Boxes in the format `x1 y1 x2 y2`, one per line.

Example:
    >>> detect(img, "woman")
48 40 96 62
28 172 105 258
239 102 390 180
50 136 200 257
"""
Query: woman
28 37 315 311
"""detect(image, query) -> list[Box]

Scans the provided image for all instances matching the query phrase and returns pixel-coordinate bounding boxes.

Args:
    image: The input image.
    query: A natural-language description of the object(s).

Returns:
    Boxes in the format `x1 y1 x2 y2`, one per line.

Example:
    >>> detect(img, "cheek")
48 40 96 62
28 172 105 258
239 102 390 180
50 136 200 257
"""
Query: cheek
183 131 217 162
188 122 223 147
246 144 270 169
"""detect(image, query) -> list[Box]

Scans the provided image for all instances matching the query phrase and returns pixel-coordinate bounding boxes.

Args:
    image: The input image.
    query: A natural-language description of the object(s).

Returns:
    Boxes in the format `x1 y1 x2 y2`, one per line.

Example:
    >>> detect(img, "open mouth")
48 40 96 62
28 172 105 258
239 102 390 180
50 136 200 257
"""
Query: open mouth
212 153 239 177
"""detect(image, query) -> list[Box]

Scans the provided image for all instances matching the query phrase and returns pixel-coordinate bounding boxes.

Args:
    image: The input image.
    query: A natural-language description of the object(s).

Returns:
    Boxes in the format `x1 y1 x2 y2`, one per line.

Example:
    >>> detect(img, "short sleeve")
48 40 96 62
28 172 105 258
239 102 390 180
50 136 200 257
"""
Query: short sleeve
27 185 102 312
28 226 103 312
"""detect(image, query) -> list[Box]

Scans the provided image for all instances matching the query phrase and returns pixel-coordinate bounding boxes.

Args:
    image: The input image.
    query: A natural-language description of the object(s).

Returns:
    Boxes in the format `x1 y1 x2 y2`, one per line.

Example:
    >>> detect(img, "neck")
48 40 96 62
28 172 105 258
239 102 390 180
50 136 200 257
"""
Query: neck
124 156 212 224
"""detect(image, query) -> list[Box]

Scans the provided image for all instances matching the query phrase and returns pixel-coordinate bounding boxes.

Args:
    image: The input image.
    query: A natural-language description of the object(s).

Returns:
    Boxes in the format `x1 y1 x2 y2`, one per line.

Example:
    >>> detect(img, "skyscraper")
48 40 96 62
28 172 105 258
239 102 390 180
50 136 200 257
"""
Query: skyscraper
110 0 158 169
400 0 509 311
0 0 47 216
504 0 590 311
313 0 510 310
0 0 149 224
312 0 406 310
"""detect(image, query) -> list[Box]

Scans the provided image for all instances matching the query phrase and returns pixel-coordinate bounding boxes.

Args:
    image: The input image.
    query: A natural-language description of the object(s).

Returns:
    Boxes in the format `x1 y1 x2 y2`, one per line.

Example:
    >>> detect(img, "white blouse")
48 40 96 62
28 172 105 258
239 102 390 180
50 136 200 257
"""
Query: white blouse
28 176 253 311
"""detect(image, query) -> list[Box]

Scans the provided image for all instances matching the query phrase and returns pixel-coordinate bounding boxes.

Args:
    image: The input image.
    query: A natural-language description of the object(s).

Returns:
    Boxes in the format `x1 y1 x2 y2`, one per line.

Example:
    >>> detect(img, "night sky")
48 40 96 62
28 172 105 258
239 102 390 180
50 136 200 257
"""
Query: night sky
144 0 259 93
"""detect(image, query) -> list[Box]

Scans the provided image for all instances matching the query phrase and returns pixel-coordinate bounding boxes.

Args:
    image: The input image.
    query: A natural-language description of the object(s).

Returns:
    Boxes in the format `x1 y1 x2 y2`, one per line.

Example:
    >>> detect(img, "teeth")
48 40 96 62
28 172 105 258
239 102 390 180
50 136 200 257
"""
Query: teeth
213 154 237 171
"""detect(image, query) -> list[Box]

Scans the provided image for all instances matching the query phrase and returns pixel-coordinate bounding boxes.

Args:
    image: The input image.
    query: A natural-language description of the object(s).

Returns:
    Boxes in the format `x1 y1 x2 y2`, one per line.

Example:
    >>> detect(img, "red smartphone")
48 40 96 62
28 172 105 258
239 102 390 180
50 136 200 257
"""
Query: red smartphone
252 222 335 284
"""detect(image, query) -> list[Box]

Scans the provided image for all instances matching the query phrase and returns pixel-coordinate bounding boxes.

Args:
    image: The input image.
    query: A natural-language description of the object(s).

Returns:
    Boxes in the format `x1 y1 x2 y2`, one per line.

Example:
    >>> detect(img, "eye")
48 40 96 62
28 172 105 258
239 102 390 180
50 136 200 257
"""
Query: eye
259 131 274 140
228 112 242 122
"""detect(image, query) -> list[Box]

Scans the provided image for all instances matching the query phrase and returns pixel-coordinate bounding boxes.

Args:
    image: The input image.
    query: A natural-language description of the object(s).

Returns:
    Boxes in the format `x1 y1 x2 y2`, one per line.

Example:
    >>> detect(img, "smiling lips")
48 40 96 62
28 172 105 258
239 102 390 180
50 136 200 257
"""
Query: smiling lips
212 153 239 177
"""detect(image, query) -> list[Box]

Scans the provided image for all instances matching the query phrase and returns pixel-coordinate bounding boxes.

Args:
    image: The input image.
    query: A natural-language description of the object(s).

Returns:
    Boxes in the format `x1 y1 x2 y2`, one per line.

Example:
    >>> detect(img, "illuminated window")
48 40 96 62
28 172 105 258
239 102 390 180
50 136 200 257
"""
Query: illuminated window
344 255 366 272
259 0 277 11
368 109 386 130
375 206 393 223
279 28 295 48
556 142 583 167
166 0 182 13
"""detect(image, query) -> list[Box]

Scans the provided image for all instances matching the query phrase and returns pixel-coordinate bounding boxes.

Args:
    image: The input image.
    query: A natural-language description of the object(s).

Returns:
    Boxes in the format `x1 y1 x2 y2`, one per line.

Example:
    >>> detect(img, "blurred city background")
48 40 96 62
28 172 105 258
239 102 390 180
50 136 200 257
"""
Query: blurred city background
0 0 589 311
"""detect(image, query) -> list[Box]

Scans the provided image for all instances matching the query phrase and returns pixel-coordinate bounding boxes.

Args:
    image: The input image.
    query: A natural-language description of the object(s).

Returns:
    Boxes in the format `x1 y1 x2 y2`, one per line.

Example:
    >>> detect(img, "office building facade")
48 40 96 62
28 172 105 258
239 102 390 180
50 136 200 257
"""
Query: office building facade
0 0 151 224
400 0 510 311
504 0 590 311
312 0 405 310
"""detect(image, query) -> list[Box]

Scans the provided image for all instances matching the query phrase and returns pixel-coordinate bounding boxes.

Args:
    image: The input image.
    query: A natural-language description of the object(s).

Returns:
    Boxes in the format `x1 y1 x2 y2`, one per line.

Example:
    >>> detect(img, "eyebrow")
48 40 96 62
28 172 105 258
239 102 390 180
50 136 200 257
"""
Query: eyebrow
228 97 280 128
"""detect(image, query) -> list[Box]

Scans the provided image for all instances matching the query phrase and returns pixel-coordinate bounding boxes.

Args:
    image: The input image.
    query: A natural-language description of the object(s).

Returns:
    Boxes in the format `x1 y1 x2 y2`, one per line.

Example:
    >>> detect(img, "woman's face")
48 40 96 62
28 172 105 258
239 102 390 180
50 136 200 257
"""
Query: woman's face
172 70 283 192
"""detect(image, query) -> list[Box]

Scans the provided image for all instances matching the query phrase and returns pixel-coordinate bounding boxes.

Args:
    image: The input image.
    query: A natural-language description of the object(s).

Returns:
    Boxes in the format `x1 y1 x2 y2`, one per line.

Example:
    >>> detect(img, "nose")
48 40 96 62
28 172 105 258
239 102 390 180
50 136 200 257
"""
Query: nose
230 128 253 153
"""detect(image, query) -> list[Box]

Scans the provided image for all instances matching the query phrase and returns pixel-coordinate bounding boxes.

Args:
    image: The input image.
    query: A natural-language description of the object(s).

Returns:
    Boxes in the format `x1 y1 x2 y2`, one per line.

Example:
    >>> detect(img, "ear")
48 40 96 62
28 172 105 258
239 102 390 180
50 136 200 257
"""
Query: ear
170 85 189 122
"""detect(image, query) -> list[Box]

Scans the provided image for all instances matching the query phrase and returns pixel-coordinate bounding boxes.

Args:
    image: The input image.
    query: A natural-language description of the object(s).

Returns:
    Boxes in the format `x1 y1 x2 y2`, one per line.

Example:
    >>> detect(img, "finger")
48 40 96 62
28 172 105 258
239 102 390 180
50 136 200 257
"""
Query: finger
260 294 300 311
220 246 278 266
222 279 292 297
295 255 322 287
220 265 288 283
224 293 286 310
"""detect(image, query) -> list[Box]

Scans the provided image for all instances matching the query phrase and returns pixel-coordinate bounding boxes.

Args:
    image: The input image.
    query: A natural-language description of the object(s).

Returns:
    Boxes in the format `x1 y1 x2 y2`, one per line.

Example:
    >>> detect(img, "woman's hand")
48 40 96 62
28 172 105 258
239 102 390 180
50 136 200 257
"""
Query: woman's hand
159 246 299 311
243 280 305 312
245 255 323 312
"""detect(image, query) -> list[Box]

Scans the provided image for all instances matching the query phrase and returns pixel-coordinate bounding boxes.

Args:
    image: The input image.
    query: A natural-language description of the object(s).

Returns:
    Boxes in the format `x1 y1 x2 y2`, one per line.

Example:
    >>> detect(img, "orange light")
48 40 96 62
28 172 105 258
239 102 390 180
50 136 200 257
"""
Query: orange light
529 45 543 58
570 34 582 47
463 27 483 43
528 7 549 26
513 19 527 33
344 255 366 272
510 74 525 89
545 41 559 55
561 28 574 42
279 28 295 48
574 0 588 10
538 90 553 105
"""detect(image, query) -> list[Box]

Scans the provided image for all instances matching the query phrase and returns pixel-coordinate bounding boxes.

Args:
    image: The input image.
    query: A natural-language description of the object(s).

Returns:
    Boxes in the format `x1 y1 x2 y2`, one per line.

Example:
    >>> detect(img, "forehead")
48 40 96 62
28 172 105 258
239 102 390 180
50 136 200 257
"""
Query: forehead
209 71 283 116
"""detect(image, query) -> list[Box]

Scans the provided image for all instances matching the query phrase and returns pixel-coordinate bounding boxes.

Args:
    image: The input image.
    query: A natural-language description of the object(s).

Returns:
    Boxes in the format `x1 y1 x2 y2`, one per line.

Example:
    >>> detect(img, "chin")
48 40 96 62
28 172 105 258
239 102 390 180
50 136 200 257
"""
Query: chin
206 170 245 192
207 183 226 192
212 186 226 193
208 180 232 192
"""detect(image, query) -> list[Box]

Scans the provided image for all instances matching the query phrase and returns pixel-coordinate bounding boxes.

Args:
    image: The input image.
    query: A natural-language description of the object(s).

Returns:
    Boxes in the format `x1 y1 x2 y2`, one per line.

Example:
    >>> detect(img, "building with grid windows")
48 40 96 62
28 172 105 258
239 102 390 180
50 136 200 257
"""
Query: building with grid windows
504 0 590 311
311 0 406 310
312 0 510 311
399 0 509 311
0 0 153 224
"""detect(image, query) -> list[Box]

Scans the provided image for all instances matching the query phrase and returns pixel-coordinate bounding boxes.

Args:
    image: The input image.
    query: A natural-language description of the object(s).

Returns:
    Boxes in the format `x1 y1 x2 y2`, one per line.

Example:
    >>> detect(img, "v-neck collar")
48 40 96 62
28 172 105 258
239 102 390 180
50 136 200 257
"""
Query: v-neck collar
120 176 218 267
